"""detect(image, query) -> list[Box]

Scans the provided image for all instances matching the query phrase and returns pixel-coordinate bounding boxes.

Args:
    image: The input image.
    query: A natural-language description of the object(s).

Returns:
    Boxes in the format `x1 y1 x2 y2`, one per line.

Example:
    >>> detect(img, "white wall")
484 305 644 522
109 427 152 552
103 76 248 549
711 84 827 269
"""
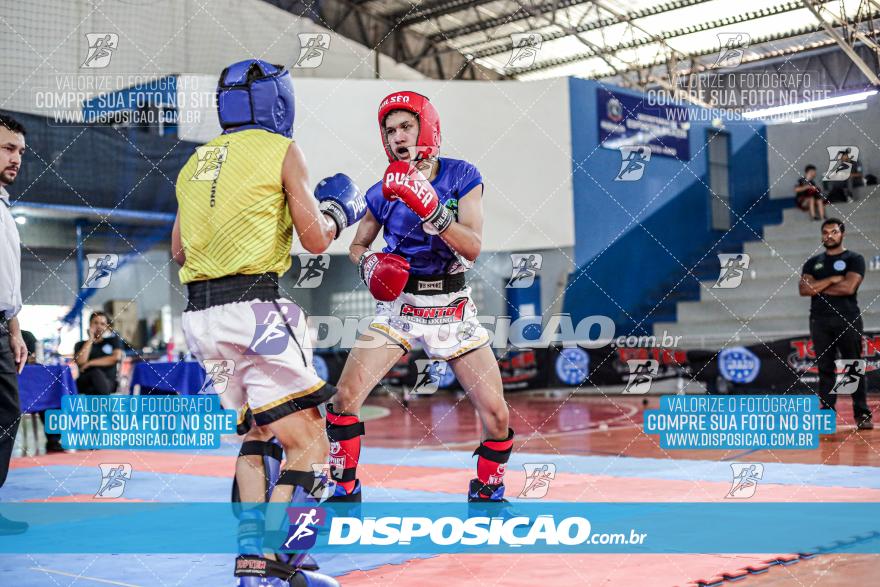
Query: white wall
766 97 880 198
3 0 575 253
178 76 575 254
1 0 422 117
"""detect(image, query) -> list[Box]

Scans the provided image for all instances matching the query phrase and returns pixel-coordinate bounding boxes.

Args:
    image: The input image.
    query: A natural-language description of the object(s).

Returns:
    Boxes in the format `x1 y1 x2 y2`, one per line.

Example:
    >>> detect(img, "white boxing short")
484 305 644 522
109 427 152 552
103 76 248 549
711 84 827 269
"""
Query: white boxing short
181 297 333 426
369 286 491 360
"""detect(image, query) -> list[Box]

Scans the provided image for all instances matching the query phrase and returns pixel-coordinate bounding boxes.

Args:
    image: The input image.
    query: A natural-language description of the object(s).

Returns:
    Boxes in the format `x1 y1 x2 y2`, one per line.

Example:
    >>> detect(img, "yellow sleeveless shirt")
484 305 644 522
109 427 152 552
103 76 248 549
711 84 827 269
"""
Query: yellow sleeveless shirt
175 129 293 284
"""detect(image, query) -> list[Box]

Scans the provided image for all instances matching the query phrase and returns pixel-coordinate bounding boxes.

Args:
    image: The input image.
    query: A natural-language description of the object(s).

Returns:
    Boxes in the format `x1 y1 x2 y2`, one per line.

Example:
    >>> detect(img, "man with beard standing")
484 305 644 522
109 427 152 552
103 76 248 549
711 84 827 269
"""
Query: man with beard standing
800 218 873 429
0 114 28 533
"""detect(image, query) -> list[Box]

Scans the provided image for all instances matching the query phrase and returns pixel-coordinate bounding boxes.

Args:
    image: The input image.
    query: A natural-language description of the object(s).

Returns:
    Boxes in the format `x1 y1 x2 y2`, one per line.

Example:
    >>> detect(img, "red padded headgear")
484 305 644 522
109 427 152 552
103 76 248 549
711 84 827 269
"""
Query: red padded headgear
378 91 441 162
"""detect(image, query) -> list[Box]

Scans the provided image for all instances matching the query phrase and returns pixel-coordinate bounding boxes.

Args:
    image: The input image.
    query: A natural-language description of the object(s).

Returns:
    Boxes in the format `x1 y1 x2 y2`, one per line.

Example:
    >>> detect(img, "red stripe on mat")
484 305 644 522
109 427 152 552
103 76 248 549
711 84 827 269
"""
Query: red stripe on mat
356 465 880 502
337 553 775 587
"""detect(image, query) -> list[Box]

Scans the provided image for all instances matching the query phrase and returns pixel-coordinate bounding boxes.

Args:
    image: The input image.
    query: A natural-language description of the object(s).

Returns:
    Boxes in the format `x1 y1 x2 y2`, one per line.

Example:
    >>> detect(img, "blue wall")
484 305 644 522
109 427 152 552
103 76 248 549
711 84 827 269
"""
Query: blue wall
562 79 771 335
82 75 178 135
2 109 194 213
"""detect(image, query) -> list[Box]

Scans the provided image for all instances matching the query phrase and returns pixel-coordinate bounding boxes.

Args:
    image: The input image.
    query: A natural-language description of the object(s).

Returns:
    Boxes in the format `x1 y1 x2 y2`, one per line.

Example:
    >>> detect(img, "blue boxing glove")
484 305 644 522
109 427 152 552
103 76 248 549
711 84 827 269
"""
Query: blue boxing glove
316 174 367 239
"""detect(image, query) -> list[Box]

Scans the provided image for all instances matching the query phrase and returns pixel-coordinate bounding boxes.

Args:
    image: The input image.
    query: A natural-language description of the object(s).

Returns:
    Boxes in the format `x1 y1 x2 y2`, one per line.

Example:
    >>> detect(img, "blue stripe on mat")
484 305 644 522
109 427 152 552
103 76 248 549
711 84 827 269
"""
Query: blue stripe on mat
4 466 460 503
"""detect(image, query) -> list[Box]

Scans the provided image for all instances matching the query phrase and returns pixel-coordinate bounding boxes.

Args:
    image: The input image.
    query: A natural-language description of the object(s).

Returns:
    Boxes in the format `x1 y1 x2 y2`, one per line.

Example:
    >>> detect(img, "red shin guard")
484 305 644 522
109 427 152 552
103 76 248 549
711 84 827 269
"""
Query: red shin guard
475 428 514 487
326 405 365 494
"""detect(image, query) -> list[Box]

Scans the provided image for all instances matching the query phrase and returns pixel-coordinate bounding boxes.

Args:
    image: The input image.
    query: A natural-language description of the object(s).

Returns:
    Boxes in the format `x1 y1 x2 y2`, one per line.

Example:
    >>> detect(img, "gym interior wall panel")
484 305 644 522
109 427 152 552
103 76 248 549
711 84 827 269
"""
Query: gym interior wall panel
564 78 770 332
178 76 576 255
766 96 880 199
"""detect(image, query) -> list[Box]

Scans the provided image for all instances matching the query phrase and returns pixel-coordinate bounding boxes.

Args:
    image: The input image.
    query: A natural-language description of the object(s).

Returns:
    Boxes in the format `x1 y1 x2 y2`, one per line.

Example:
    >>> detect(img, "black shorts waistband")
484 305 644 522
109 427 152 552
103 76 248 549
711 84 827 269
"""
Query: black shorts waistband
186 273 280 311
402 273 466 295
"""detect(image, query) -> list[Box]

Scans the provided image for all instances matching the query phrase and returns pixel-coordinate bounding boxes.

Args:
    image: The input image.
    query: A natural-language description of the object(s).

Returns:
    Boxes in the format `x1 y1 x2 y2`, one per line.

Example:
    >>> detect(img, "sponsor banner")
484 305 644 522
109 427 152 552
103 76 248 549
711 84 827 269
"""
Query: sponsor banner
591 345 690 387
313 350 343 385
1 502 878 554
320 331 880 394
498 348 544 390
377 345 691 391
688 331 880 393
597 88 690 160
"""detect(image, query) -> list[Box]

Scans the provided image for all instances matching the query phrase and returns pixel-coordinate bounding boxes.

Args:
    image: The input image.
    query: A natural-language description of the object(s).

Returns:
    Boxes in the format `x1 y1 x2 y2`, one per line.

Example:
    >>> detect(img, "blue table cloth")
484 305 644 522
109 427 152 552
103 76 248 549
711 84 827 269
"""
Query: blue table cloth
18 365 77 413
129 361 207 395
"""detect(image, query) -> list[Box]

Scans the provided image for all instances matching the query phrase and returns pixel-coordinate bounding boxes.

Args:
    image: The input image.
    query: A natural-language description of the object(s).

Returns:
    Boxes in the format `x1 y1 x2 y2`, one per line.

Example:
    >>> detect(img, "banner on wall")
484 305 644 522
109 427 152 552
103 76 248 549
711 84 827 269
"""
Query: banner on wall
597 88 691 160
498 348 543 390
687 331 880 393
324 333 880 394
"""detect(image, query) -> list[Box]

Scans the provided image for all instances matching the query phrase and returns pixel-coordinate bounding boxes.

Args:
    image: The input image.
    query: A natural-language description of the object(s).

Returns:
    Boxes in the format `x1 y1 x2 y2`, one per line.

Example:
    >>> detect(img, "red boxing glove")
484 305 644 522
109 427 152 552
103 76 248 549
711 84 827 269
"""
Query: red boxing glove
359 252 410 302
382 161 453 235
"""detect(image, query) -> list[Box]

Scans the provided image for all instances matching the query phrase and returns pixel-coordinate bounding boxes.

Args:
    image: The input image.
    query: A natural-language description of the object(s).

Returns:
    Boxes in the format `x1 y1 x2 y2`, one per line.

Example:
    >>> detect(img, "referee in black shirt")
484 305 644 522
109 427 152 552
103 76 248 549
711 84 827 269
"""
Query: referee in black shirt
799 218 873 429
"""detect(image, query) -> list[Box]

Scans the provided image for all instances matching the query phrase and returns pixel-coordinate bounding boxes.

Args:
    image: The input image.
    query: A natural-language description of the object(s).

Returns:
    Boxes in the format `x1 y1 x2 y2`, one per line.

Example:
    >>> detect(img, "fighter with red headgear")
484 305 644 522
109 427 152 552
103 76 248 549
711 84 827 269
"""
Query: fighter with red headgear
324 91 514 503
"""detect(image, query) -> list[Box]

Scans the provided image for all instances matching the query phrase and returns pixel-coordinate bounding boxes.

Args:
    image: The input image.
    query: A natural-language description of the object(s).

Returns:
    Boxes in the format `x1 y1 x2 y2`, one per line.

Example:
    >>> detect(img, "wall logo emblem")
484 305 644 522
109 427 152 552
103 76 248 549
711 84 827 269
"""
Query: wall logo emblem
719 347 760 384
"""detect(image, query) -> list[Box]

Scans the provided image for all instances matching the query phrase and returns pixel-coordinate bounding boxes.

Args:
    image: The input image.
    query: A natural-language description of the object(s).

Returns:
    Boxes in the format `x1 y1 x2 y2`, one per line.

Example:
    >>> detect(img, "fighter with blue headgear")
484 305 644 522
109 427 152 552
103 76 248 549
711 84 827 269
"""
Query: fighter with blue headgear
217 60 296 137
215 59 364 237
173 58 365 587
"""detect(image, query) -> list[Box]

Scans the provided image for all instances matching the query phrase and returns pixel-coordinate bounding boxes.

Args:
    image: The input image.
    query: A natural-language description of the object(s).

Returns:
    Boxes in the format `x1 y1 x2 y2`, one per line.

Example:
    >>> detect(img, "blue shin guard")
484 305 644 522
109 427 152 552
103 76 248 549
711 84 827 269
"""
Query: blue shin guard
234 464 334 586
272 469 329 570
233 439 283 556
232 438 283 515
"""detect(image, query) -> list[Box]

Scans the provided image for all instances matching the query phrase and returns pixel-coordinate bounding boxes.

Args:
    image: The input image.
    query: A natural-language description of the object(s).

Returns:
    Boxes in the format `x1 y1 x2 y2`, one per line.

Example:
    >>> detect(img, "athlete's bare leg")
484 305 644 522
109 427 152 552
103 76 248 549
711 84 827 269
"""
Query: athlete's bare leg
268 407 328 475
334 338 405 414
449 345 513 500
322 338 404 497
259 407 329 561
448 346 509 440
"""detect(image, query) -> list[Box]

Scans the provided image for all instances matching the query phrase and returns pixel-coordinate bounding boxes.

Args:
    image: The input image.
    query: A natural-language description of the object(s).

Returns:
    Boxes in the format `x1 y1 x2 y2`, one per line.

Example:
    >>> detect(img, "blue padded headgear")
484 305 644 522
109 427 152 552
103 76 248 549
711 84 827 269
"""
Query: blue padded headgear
217 60 295 137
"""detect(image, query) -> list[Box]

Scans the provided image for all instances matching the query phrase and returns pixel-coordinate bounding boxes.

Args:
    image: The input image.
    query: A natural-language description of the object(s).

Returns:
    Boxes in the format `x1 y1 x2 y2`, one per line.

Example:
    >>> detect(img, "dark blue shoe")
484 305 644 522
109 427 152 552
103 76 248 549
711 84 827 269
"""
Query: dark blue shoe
235 555 339 586
279 552 319 572
320 480 362 528
325 480 362 503
468 479 520 521
467 478 507 503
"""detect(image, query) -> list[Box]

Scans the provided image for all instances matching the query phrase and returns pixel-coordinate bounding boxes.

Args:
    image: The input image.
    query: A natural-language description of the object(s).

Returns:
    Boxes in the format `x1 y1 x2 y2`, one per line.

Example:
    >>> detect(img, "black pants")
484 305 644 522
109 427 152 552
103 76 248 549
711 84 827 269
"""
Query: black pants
0 323 20 489
810 314 872 421
77 368 115 395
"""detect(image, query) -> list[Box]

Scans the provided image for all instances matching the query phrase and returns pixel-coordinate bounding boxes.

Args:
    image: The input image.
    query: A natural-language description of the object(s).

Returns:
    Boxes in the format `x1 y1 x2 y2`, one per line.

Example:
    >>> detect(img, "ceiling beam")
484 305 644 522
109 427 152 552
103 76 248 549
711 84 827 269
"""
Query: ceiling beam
616 32 867 87
262 0 503 80
516 3 868 76
801 0 880 84
390 0 497 29
433 0 711 43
